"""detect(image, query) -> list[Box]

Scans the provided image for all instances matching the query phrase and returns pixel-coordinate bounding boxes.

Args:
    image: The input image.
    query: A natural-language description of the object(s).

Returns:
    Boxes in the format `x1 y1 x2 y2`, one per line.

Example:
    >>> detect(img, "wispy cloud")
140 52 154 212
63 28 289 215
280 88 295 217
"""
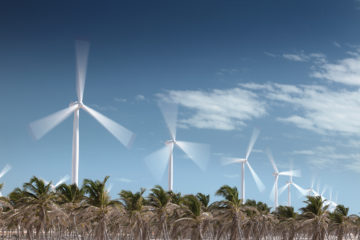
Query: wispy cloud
311 50 360 86
135 94 145 101
157 88 267 130
114 97 127 103
333 41 341 48
224 174 240 178
283 53 309 62
90 104 118 112
116 177 133 183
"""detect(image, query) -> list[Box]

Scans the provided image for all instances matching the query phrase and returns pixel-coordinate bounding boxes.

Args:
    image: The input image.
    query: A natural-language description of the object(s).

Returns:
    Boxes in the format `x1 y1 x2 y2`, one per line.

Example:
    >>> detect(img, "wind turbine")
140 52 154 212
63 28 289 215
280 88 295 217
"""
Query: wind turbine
267 149 300 208
222 129 265 200
0 164 11 196
279 175 307 206
145 100 210 191
30 41 135 186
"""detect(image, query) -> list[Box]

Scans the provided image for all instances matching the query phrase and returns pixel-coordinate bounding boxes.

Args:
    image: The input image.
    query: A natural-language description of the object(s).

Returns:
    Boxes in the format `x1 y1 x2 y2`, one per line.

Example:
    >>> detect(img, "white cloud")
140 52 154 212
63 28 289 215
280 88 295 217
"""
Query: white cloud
283 53 309 62
311 51 360 86
135 94 145 101
117 177 132 183
90 104 118 112
157 88 267 130
241 83 360 135
333 41 341 48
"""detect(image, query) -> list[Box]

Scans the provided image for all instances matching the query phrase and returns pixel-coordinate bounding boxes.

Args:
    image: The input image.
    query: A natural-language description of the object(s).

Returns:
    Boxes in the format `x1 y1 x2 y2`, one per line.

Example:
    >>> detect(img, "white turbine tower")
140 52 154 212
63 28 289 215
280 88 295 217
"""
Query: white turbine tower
0 164 11 196
222 129 265 200
30 41 135 186
145 100 210 191
266 149 300 208
279 175 307 206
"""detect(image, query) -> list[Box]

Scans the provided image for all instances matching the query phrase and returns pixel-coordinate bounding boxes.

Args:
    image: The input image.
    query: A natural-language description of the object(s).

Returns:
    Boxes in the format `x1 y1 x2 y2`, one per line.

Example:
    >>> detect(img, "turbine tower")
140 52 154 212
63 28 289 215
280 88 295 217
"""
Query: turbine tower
145 100 210 191
266 149 300 208
30 41 135 186
222 129 265 201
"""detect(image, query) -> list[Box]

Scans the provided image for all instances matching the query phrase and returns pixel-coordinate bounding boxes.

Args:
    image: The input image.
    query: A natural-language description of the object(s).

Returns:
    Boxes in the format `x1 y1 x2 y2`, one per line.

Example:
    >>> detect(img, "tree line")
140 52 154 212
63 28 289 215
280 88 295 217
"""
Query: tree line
0 176 357 240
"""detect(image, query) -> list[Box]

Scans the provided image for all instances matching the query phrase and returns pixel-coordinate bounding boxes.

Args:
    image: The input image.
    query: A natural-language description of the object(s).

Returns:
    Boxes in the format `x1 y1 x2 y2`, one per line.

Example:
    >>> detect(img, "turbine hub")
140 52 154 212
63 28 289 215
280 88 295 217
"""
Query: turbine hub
165 139 176 145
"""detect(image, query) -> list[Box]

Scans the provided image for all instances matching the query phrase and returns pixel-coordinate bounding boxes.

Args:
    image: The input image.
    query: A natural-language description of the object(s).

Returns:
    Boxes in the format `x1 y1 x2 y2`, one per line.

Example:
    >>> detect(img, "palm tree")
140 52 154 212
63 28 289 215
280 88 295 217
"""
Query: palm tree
82 176 119 240
147 185 176 239
56 183 85 239
329 204 350 240
174 194 212 240
300 196 329 240
275 206 298 240
119 188 149 240
215 185 245 240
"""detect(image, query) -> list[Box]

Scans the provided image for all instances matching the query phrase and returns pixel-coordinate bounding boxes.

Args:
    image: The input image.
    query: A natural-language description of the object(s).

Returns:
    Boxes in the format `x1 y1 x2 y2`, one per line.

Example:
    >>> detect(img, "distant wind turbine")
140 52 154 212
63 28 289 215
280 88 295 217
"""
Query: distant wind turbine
267 149 300 208
43 175 70 191
279 175 307 206
30 41 135 186
222 129 265 201
145 100 210 191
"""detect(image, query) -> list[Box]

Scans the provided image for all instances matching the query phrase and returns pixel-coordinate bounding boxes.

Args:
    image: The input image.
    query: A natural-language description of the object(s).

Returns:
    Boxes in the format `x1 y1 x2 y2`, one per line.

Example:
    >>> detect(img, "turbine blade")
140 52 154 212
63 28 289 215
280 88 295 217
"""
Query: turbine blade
145 146 171 181
158 100 178 140
176 141 210 171
279 169 301 177
245 128 260 160
0 164 11 179
278 183 288 196
75 40 90 103
55 175 70 188
221 157 245 165
292 182 308 196
246 161 265 192
266 148 278 173
30 105 78 140
82 105 135 148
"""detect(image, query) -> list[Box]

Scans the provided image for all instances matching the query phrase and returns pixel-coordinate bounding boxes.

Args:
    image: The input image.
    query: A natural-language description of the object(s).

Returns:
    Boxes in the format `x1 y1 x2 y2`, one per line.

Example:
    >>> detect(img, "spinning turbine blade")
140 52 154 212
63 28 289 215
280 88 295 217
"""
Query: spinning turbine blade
145 146 171 181
246 128 260 160
176 141 210 171
278 183 289 196
75 40 90 103
266 148 278 173
292 182 308 196
158 100 178 140
246 161 265 192
82 105 135 148
279 169 301 177
55 175 70 188
0 164 11 179
221 157 245 165
30 105 78 140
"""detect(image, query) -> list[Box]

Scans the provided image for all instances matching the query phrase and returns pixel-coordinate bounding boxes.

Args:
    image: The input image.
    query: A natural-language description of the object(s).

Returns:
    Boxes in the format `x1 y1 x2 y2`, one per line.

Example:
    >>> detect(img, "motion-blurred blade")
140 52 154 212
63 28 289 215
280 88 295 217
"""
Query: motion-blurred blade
30 105 78 140
55 175 70 188
158 100 178 140
292 182 308 196
107 183 113 193
279 169 301 177
278 183 288 196
245 128 260 160
145 146 171 181
82 105 135 148
176 141 210 171
75 40 90 103
0 164 11 179
246 162 265 192
266 148 278 173
221 157 245 165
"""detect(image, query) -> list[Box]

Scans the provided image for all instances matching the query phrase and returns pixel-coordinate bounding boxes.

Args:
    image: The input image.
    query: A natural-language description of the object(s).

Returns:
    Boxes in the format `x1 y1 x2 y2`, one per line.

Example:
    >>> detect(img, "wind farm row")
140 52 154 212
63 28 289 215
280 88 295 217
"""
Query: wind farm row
1 41 338 210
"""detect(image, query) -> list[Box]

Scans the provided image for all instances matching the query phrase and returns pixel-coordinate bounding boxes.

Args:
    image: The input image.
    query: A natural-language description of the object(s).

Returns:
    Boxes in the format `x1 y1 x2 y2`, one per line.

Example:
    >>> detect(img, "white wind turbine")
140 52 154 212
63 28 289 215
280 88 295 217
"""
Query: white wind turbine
43 175 70 191
222 129 265 200
267 149 300 208
0 164 11 196
30 41 135 186
145 100 210 191
279 175 307 207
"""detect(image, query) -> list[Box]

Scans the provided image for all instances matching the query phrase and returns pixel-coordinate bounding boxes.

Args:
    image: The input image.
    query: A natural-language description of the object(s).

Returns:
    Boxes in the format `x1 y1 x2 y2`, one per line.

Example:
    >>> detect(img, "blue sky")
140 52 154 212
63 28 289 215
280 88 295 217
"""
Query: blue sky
1 0 360 212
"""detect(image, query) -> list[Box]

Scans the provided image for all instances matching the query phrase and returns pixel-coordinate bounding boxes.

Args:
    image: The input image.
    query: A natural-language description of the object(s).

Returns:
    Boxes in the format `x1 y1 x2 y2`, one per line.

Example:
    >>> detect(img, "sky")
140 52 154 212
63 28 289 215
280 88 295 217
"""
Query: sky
1 0 360 212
